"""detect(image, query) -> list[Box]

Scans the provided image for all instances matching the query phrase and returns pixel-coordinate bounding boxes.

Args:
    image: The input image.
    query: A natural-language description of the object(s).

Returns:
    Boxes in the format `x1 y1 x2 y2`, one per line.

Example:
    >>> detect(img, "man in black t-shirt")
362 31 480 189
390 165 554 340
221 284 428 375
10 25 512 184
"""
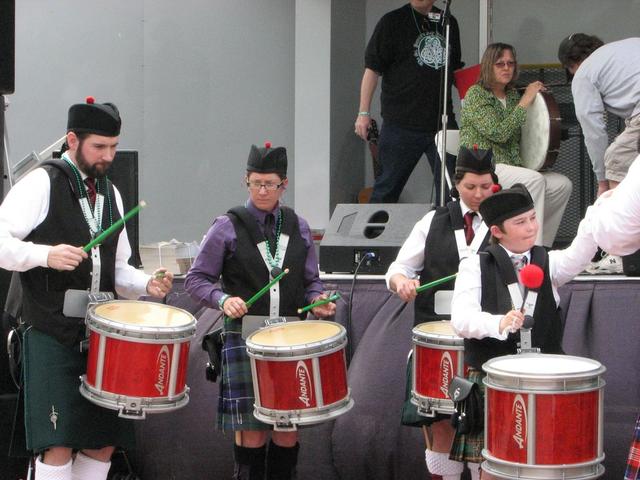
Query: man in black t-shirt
354 0 463 204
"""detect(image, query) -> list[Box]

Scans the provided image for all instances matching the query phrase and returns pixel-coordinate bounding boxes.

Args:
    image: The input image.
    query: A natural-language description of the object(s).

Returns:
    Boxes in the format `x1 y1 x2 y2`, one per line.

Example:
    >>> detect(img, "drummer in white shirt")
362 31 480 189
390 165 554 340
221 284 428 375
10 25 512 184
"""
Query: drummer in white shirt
386 145 498 480
449 184 597 476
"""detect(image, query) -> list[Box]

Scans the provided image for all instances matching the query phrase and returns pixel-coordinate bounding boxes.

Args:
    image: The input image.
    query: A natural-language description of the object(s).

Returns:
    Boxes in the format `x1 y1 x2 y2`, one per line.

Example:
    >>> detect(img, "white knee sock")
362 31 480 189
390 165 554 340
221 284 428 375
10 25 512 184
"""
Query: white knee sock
35 457 72 480
424 449 464 479
467 462 481 480
71 452 111 480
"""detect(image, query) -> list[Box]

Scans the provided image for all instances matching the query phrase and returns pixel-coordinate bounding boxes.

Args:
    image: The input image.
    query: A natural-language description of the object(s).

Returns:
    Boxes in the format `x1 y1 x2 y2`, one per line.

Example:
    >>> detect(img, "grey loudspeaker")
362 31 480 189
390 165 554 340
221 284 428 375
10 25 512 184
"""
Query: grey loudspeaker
319 203 431 274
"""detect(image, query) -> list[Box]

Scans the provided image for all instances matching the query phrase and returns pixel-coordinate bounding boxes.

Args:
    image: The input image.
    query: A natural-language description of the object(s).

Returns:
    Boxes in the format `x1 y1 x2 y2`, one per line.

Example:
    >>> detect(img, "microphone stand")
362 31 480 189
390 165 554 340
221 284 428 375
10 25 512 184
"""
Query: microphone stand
438 0 453 207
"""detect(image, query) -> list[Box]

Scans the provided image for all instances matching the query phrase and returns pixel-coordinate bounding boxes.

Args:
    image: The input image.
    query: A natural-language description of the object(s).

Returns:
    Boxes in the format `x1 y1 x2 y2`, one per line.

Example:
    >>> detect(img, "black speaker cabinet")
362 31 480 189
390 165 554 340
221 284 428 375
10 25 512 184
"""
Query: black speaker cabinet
0 0 15 95
107 150 141 267
320 203 431 274
622 249 640 277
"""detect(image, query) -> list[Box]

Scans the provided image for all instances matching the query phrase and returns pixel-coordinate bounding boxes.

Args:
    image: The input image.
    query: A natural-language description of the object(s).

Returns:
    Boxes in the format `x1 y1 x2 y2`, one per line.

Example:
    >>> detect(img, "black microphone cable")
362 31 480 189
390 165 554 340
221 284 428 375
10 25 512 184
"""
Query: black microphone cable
346 251 376 365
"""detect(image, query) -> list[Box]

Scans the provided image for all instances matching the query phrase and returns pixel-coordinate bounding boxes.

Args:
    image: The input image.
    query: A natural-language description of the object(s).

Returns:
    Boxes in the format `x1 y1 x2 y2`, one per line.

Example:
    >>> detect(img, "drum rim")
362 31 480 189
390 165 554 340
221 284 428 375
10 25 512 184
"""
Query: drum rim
483 353 606 381
245 320 346 353
88 300 197 337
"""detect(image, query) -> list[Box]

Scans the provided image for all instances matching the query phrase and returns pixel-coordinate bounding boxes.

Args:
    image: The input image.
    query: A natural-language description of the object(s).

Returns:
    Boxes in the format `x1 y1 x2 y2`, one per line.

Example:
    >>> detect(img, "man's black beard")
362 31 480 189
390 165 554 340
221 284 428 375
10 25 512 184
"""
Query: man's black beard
75 142 106 179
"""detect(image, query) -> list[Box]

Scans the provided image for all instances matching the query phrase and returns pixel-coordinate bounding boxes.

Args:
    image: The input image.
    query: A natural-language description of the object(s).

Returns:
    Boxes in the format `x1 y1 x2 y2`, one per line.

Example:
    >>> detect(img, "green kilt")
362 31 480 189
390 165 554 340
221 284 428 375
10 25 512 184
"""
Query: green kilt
23 327 135 452
217 317 271 432
400 352 451 427
449 369 485 463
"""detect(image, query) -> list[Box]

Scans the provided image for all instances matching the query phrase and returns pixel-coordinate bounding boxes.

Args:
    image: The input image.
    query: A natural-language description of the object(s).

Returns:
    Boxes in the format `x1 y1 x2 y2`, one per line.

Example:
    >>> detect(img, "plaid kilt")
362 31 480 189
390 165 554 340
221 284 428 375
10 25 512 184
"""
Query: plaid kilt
401 352 451 427
217 317 270 432
449 369 485 463
625 413 640 480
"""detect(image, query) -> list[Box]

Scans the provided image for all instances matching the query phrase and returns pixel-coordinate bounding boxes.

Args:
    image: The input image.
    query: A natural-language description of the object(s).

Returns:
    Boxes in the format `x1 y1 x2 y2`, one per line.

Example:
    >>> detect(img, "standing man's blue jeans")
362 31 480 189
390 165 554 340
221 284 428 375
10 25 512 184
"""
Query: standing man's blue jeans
370 121 455 204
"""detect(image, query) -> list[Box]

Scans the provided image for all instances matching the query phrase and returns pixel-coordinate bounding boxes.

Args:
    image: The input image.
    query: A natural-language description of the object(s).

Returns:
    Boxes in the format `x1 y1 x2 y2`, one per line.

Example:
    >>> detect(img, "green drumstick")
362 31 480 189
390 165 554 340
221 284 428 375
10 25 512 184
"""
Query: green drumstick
83 201 146 252
415 273 458 294
245 268 289 308
297 293 341 314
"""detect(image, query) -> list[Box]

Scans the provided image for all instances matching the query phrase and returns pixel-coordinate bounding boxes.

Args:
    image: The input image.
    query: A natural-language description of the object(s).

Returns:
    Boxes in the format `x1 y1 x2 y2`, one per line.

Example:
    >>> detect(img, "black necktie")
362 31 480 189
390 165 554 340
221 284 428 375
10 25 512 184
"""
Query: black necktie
264 214 277 256
84 178 97 207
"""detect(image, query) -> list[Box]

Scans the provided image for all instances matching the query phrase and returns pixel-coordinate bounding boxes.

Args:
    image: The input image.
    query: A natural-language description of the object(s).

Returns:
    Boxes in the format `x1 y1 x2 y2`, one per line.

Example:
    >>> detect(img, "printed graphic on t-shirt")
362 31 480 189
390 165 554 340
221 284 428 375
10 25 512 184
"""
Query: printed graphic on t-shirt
414 32 445 69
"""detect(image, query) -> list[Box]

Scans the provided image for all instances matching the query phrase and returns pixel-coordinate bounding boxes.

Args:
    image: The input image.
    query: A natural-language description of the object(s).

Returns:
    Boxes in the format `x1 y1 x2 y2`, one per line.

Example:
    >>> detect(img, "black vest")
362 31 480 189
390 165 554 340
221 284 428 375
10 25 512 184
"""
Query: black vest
464 245 563 370
222 206 307 318
415 202 489 325
20 160 123 347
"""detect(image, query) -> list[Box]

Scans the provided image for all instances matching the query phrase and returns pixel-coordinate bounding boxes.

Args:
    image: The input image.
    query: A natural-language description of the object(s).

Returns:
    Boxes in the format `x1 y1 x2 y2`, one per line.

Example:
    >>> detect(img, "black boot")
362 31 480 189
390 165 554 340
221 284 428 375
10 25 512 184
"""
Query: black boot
266 441 299 480
233 444 266 480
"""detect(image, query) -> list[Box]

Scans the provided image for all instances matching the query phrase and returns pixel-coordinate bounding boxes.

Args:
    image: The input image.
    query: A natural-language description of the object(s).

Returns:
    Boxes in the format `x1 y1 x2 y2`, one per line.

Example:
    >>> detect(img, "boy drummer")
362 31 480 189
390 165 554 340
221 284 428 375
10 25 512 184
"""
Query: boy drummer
449 184 597 477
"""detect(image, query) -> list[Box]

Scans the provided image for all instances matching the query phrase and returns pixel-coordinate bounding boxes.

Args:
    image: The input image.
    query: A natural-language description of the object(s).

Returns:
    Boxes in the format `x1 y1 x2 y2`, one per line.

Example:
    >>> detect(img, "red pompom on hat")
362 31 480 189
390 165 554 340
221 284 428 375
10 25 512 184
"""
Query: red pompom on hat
520 264 544 289
85 96 95 104
491 184 502 193
264 141 272 149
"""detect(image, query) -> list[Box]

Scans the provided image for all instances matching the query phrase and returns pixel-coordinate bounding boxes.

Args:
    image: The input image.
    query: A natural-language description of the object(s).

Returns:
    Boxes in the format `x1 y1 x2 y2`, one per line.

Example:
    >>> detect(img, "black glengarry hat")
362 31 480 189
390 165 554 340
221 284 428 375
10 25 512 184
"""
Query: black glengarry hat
247 141 287 176
67 96 121 137
455 145 494 174
479 183 534 226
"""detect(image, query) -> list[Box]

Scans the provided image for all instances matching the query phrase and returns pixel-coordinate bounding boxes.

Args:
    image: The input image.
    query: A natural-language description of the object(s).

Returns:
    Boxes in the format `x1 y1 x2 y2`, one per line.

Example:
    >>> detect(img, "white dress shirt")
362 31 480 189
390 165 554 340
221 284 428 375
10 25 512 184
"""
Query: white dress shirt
0 166 149 299
385 199 484 289
451 219 598 341
583 153 640 256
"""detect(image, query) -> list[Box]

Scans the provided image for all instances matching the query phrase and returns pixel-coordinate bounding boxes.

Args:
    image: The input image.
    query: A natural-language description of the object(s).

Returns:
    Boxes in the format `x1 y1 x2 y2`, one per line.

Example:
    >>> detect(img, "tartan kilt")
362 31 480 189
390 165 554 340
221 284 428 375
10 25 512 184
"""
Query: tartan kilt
23 327 135 452
625 413 640 480
449 369 485 463
401 352 452 428
217 317 271 432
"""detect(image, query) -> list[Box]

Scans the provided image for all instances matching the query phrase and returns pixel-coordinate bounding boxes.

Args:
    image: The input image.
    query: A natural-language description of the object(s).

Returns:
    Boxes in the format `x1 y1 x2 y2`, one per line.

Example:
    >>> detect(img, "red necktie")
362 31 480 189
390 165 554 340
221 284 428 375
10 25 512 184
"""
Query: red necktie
84 178 97 206
463 211 476 245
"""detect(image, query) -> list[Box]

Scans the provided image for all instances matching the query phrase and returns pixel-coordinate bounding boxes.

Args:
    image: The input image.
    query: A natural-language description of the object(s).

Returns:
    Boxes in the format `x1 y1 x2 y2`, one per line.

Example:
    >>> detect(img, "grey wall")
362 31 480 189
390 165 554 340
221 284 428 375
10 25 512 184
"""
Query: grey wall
492 0 640 63
330 0 367 208
8 0 294 245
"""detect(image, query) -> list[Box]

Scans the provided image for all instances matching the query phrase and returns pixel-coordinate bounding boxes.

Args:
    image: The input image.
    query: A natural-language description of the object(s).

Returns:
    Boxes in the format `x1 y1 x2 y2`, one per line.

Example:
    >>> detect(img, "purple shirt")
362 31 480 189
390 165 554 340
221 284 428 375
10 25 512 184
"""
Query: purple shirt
185 200 324 310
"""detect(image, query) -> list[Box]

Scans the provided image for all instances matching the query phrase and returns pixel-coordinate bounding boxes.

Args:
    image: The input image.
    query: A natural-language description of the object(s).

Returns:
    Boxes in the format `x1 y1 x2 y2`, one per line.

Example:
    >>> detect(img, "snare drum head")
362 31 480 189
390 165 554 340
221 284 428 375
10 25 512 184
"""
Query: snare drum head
249 320 342 347
414 321 456 337
485 353 603 377
92 301 194 328
520 92 550 171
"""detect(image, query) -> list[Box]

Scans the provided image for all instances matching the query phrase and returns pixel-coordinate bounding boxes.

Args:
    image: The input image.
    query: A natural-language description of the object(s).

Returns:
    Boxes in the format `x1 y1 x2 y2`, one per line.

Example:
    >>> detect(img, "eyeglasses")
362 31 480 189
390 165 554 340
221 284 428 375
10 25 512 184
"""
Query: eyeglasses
494 60 516 69
246 181 283 192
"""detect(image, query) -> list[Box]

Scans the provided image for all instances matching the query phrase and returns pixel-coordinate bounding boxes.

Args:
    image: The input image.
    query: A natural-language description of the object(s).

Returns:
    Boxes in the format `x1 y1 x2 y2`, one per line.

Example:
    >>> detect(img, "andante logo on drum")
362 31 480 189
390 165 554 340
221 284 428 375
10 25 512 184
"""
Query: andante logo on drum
512 394 527 449
155 345 171 395
295 361 313 407
440 352 454 397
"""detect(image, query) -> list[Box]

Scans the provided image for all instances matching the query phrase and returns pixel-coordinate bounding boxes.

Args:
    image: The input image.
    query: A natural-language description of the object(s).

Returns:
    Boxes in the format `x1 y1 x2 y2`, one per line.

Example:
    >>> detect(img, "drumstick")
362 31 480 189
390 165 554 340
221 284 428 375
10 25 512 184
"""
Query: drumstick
297 293 341 314
415 273 457 294
83 201 146 252
245 268 290 308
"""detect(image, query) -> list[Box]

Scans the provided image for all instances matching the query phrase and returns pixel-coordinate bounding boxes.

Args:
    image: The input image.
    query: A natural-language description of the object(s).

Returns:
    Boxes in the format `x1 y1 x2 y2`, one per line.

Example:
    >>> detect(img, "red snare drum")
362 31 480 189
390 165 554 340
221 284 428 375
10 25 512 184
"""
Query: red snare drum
482 354 606 479
411 321 467 417
80 300 196 419
245 320 353 430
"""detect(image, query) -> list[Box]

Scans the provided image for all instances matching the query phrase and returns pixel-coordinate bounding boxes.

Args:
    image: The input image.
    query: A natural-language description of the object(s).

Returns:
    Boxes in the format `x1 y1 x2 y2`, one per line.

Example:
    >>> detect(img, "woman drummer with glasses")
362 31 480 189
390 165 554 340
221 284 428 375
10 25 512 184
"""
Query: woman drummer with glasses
185 142 336 479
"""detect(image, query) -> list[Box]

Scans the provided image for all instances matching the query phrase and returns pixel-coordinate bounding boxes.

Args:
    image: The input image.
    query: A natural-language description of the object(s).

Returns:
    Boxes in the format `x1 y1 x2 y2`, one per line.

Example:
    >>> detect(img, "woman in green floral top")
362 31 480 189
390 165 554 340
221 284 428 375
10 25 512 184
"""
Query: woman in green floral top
459 43 572 247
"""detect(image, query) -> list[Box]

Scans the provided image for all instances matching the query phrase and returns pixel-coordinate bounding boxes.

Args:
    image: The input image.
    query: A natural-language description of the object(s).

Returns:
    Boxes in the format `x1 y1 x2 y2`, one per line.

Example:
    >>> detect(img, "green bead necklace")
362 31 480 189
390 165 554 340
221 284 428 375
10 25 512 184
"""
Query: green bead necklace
264 210 283 278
